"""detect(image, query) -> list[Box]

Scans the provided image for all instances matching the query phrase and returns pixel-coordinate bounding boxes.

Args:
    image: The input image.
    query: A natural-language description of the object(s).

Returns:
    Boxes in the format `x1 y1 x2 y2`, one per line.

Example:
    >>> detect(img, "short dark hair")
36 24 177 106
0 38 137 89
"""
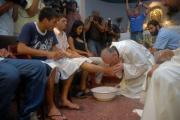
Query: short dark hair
147 20 161 27
39 7 59 22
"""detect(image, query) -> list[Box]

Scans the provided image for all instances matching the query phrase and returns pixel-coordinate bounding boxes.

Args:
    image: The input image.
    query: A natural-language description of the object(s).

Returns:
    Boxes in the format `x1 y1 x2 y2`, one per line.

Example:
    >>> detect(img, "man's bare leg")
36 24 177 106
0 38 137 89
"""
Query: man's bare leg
61 74 80 109
47 68 66 120
80 70 88 91
80 62 107 73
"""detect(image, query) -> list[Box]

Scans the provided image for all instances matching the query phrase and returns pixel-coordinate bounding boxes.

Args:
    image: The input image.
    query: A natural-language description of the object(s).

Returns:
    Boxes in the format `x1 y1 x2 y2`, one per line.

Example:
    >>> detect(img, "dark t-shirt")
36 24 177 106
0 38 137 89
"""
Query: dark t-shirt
18 22 58 60
74 38 86 51
86 16 104 42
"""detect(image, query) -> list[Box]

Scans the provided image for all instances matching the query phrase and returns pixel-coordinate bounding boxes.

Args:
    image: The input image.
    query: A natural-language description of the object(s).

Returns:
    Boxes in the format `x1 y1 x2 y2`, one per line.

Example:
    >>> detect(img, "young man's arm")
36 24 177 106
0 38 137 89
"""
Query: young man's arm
17 42 48 57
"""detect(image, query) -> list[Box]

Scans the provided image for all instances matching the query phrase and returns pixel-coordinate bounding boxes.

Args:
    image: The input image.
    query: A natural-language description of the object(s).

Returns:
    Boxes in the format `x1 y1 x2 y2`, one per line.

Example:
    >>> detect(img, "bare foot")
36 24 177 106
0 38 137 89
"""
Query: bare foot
48 106 67 120
61 100 80 110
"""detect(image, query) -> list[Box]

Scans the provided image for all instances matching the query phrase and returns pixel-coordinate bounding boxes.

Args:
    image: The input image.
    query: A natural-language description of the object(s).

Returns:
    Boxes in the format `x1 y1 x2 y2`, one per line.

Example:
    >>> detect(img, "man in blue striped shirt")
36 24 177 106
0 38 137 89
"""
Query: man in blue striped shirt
147 20 180 52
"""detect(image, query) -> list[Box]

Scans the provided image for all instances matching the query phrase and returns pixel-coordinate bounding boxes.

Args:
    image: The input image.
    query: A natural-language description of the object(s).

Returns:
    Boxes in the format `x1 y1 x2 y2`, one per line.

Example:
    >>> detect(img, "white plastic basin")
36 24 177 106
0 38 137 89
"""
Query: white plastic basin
91 86 117 101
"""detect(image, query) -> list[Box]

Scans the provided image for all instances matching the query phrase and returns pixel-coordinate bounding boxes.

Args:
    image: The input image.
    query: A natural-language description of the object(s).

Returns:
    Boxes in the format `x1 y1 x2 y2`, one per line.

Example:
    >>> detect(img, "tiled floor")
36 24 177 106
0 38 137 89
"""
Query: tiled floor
61 96 143 120
9 76 143 120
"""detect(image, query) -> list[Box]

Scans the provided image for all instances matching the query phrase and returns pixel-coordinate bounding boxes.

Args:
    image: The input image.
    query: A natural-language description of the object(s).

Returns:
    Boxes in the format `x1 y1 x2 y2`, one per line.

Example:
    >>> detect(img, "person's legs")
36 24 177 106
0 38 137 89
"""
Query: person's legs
45 65 66 120
61 74 80 109
2 59 47 120
130 32 137 41
136 32 143 44
96 42 103 56
0 62 20 119
80 62 107 73
88 39 98 56
80 70 88 91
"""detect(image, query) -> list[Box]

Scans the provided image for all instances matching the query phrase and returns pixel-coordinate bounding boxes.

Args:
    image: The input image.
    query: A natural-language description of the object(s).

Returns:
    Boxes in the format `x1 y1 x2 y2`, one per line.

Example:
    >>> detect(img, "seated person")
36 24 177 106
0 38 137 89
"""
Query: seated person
0 48 47 120
68 20 93 97
142 1 180 119
53 15 120 108
68 20 93 57
147 20 180 53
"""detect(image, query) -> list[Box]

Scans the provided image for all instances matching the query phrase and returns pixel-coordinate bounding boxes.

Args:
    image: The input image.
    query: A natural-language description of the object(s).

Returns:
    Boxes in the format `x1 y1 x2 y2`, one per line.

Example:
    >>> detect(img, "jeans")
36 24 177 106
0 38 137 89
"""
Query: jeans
0 59 47 120
88 39 103 57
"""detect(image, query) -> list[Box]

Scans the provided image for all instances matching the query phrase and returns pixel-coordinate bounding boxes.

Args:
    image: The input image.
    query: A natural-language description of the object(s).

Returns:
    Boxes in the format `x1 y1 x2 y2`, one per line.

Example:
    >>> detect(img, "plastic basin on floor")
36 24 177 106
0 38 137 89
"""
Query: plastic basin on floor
91 86 117 101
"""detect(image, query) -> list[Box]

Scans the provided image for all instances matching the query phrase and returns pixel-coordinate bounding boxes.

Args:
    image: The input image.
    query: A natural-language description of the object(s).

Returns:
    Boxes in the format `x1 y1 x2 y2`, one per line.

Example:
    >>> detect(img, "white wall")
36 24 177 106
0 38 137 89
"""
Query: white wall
84 0 129 31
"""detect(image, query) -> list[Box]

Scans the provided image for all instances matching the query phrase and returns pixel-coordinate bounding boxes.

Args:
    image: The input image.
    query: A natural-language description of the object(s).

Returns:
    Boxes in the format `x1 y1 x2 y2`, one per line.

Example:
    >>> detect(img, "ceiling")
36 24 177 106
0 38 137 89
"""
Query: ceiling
100 0 151 3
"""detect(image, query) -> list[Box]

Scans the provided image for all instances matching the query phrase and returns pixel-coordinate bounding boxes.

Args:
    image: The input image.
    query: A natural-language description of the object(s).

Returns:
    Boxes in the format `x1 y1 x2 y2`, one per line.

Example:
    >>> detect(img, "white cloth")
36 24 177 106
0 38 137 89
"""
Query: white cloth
111 40 155 98
141 48 180 120
44 28 92 81
45 57 92 81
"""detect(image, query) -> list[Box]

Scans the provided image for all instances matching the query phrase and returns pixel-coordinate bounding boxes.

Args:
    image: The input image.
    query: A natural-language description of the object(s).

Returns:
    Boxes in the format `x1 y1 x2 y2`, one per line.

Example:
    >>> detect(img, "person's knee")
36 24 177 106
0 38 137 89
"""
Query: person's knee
30 60 46 72
2 66 20 88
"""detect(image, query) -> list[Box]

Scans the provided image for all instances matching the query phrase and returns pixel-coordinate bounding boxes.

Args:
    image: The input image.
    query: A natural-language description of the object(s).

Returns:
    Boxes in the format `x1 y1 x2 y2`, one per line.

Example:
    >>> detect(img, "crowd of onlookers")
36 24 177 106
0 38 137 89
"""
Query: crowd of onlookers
0 0 180 120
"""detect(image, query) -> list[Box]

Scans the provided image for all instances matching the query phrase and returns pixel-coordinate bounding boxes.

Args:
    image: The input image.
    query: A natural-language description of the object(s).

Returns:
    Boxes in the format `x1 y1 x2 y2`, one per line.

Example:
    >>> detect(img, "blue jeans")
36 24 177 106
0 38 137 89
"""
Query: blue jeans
88 39 103 56
0 59 47 120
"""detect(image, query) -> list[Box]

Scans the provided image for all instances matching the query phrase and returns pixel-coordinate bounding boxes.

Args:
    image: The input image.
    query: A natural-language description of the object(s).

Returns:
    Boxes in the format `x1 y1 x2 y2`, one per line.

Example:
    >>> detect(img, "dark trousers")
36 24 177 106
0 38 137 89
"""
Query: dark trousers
0 59 47 120
130 31 143 43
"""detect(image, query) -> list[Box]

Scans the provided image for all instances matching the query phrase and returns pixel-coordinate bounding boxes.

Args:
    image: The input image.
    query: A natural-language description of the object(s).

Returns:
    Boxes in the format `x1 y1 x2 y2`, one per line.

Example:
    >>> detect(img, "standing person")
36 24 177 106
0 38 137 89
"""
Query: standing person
0 49 47 120
84 10 106 56
147 20 180 53
17 7 66 120
101 40 154 98
0 0 17 35
14 0 45 35
66 0 81 34
126 0 150 42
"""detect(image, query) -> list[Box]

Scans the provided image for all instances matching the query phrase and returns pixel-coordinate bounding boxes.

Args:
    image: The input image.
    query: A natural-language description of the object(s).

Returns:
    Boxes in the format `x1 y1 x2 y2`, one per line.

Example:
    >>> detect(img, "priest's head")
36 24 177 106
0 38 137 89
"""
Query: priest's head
147 20 161 36
101 46 122 66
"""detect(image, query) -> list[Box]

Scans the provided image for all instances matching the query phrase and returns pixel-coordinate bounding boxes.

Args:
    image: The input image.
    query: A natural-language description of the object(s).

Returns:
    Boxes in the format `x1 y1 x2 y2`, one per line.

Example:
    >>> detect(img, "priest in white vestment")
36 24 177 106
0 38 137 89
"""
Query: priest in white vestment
101 40 155 99
141 48 180 120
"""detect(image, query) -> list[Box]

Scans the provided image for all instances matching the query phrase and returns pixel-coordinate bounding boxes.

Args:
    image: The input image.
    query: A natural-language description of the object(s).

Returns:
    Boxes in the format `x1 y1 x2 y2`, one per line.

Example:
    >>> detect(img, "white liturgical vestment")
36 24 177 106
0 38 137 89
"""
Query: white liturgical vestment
111 40 155 98
141 48 180 120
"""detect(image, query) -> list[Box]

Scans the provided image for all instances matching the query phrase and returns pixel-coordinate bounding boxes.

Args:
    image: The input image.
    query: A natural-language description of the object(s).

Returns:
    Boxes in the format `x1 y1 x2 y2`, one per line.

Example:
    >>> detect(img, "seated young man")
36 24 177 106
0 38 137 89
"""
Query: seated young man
17 7 66 120
53 15 116 107
0 48 47 120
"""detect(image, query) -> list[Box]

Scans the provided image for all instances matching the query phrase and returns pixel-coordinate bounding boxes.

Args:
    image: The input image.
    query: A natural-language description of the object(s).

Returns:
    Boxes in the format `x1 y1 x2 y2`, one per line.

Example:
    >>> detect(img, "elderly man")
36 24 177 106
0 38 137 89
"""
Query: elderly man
101 40 154 99
147 20 180 52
